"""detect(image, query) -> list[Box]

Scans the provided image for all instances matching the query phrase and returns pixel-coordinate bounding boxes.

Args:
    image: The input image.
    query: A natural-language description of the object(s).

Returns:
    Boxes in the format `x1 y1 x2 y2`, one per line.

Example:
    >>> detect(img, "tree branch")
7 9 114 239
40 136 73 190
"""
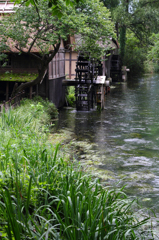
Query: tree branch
28 26 45 53
48 41 61 62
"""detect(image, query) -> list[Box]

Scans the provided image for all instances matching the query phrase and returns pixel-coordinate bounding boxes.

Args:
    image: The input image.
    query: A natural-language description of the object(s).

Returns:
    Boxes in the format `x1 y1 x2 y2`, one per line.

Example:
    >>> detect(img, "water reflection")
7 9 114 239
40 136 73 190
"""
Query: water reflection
57 74 159 212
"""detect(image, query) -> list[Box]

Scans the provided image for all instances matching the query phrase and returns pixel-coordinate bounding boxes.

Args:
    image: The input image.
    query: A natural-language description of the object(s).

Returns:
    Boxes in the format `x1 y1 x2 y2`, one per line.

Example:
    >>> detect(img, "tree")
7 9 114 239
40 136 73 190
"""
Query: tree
0 0 115 94
103 0 159 64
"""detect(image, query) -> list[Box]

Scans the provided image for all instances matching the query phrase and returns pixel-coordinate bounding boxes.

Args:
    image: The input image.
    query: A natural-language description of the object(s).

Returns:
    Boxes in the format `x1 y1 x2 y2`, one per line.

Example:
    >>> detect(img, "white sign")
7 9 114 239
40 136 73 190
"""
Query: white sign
96 76 106 84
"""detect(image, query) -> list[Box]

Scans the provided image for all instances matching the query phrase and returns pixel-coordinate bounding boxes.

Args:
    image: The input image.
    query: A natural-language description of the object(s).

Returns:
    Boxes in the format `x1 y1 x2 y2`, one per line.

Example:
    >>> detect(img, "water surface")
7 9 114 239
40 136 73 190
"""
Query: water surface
56 74 159 213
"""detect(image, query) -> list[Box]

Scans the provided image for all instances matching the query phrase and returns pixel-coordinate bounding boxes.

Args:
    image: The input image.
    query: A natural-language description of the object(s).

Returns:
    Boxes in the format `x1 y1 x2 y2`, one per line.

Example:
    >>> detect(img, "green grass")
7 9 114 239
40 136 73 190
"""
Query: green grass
0 99 155 239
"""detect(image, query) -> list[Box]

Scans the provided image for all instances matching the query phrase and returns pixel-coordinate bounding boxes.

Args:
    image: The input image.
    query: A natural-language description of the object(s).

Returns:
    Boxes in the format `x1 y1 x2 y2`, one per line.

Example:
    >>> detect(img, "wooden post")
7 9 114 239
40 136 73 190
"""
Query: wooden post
95 76 106 110
101 85 104 109
96 84 104 110
30 86 32 99
69 51 72 79
6 82 9 101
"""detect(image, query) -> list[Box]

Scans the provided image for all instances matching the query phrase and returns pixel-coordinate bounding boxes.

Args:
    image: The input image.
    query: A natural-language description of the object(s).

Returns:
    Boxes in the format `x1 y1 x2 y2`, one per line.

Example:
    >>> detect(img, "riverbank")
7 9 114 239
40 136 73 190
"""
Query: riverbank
0 99 156 239
49 128 116 182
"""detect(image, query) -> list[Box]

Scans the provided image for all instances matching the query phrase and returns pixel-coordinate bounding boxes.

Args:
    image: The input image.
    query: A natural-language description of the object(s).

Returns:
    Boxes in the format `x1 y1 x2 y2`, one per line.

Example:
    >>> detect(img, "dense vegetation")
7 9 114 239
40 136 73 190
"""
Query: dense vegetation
0 99 155 239
102 0 159 75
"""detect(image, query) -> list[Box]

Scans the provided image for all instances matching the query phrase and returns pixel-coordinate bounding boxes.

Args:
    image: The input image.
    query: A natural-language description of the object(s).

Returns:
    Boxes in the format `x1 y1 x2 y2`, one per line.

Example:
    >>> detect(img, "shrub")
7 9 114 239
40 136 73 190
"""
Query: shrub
32 96 58 119
66 86 75 107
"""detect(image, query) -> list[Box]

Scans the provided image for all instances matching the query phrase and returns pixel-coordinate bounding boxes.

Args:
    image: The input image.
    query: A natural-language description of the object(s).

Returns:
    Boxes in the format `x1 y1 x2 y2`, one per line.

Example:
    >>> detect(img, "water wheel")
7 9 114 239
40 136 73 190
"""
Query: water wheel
75 54 99 111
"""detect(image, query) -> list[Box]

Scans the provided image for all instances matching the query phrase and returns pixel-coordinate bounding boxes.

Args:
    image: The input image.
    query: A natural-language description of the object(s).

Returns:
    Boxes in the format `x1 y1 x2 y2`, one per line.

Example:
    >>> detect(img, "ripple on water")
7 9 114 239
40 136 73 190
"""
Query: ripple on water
103 121 112 125
130 128 146 131
122 156 153 167
124 138 152 144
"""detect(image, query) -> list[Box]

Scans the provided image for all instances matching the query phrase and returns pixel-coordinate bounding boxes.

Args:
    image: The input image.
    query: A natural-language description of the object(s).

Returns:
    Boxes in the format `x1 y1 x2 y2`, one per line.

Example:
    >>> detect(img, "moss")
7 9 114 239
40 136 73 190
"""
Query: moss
0 72 38 82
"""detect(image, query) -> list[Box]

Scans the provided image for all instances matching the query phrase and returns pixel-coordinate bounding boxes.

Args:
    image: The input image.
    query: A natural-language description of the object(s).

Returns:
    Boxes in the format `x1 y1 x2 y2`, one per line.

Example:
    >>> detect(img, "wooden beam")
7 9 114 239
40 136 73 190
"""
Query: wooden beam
62 79 77 86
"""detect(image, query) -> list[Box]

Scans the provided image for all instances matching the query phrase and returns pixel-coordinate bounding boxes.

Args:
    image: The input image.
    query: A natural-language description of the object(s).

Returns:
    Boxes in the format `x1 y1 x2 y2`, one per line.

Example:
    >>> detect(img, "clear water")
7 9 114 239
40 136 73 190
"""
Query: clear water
56 74 159 213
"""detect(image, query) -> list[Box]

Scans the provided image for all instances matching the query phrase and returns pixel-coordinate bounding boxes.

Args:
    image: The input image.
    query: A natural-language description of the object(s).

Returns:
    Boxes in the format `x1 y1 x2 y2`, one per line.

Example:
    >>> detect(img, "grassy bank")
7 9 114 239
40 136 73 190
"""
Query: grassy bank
0 99 155 239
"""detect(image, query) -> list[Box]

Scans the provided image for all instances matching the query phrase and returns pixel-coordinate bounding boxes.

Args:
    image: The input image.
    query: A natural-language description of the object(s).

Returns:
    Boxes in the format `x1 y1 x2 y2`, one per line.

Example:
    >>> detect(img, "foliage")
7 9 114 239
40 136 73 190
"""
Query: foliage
124 31 147 75
103 0 159 65
20 96 58 121
0 100 155 239
99 0 159 75
102 0 119 10
112 0 159 42
74 0 115 60
146 33 159 73
32 96 58 119
14 0 83 18
66 86 75 107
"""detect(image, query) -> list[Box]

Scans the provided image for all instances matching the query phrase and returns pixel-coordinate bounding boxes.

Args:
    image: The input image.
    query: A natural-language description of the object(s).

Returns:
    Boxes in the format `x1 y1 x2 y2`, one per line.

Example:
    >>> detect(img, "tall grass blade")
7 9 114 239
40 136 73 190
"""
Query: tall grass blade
3 188 21 240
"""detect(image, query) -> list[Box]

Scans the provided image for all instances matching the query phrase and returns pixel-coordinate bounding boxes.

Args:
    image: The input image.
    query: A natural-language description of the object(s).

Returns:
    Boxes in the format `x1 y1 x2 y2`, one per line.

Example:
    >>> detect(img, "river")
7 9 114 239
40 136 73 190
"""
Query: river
55 74 159 215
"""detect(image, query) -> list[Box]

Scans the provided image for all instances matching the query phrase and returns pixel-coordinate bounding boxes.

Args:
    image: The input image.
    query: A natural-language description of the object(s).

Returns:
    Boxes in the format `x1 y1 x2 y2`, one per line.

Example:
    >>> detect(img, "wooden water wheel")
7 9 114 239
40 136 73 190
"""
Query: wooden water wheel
75 54 99 111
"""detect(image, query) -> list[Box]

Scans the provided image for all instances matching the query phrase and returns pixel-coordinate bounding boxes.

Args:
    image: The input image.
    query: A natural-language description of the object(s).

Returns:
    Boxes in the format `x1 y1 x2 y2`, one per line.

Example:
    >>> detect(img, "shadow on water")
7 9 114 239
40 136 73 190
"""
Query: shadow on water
55 74 159 214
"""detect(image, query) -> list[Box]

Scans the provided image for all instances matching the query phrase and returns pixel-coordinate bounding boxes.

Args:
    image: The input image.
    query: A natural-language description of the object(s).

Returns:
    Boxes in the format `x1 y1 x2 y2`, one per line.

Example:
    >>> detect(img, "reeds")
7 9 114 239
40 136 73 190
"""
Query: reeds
0 99 154 239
